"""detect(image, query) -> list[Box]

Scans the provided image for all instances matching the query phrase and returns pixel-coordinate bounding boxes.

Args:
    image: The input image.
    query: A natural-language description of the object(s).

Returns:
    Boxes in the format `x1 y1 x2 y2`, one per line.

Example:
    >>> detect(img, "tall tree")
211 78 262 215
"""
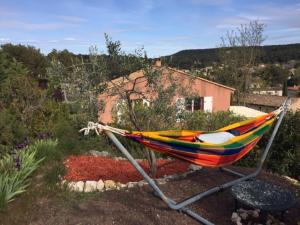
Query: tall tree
216 20 266 104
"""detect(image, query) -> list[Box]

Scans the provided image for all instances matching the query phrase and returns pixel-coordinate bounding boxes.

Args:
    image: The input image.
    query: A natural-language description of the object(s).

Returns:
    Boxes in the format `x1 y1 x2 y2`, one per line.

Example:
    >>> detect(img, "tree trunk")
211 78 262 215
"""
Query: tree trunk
125 92 157 177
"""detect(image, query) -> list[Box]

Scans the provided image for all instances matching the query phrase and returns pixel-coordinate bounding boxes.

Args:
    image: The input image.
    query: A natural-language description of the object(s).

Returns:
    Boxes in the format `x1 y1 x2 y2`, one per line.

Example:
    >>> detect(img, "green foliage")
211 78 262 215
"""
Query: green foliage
30 139 58 162
163 43 300 69
1 44 48 79
181 111 244 131
43 161 65 186
238 111 300 179
258 65 289 87
0 141 45 210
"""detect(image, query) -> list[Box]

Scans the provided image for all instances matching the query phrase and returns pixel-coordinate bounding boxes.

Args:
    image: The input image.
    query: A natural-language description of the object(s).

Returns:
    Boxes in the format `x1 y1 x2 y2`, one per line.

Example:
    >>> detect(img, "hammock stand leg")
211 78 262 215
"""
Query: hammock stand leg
104 101 288 225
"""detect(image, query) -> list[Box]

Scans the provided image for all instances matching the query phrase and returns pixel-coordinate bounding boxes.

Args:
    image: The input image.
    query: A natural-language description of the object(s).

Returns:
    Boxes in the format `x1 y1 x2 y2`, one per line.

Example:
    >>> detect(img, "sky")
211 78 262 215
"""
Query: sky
0 0 300 57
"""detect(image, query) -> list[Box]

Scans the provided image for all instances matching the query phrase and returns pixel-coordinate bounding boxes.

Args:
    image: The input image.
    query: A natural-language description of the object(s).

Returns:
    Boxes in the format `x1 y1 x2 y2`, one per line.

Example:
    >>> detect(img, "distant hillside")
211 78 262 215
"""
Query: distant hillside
162 43 300 69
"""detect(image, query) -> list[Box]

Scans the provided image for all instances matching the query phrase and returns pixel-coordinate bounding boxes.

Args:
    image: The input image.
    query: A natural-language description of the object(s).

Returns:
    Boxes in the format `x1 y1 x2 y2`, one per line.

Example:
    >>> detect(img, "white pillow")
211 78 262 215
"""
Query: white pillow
196 132 235 144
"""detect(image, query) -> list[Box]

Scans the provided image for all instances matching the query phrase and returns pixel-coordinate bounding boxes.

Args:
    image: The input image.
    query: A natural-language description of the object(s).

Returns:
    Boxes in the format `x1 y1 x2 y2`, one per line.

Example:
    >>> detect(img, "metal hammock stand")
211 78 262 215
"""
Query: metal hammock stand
81 98 290 225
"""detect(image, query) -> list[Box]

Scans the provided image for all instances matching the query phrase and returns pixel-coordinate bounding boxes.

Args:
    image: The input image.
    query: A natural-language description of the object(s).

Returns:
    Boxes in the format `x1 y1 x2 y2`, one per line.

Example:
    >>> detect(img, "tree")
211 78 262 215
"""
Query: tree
259 65 289 87
215 20 266 104
1 44 48 79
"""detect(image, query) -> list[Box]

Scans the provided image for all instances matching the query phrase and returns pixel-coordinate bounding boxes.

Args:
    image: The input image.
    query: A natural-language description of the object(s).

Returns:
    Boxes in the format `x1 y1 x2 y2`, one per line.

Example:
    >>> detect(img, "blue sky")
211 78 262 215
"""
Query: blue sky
0 0 300 57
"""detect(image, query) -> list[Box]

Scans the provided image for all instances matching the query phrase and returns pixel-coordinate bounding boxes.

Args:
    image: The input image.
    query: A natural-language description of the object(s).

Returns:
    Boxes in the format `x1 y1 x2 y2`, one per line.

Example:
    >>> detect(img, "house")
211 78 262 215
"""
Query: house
252 87 283 96
98 61 235 123
241 93 300 112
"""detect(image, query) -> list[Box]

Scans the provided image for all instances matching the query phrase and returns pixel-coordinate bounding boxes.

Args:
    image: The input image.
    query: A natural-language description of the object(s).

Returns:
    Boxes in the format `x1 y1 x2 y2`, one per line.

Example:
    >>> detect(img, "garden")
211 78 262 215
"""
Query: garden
0 38 299 225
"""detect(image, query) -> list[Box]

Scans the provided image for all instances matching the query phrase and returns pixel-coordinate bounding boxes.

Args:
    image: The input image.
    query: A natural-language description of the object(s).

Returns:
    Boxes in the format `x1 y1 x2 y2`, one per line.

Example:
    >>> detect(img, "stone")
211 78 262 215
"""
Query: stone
89 150 110 157
138 180 147 187
118 182 126 188
240 212 248 220
68 181 84 192
84 181 97 192
114 157 126 160
266 219 272 225
252 209 260 218
231 212 241 224
97 179 105 191
104 180 116 190
127 182 137 188
156 178 167 185
189 164 202 171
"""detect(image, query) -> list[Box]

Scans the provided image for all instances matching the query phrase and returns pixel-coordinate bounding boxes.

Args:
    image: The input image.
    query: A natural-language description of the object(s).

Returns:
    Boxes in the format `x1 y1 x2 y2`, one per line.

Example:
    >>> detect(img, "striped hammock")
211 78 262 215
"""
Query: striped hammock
81 109 281 168
124 112 277 167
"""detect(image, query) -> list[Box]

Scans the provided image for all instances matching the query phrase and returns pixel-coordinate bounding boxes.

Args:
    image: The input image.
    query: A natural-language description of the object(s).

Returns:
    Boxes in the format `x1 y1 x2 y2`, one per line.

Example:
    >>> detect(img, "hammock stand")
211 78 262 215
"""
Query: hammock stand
81 98 290 225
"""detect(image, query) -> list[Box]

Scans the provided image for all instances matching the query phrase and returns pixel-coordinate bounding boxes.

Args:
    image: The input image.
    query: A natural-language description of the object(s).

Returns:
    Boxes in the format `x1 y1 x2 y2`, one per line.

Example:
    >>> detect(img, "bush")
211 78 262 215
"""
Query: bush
0 145 44 210
238 111 300 179
0 139 59 210
30 139 59 162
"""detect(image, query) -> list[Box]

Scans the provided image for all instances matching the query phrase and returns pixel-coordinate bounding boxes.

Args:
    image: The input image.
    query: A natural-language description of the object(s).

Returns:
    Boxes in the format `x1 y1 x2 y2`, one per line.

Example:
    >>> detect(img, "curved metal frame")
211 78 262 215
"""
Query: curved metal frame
103 98 290 225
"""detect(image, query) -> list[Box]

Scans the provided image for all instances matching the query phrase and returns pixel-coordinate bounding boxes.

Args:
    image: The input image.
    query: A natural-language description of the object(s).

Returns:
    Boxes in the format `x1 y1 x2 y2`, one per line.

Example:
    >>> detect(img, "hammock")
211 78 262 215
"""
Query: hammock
81 110 279 168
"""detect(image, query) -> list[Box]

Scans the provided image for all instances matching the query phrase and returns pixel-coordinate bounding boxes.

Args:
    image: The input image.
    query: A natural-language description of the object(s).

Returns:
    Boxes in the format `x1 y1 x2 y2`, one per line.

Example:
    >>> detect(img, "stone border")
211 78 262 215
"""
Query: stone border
61 164 202 193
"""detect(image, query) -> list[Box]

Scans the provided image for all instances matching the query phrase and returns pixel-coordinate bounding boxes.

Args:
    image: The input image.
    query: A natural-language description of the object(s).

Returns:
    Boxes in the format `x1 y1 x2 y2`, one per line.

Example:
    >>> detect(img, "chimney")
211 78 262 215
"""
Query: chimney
154 58 161 67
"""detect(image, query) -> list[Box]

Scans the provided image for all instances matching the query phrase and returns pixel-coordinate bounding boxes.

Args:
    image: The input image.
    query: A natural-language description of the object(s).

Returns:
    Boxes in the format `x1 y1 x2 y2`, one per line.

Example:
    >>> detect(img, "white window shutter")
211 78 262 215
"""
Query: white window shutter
142 99 150 107
116 99 126 122
176 98 185 122
203 96 213 112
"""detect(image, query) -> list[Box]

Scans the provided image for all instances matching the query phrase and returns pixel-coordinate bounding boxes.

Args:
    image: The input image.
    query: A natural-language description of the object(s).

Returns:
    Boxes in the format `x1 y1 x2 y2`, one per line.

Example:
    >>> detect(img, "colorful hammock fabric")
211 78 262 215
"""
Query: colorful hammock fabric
124 112 277 167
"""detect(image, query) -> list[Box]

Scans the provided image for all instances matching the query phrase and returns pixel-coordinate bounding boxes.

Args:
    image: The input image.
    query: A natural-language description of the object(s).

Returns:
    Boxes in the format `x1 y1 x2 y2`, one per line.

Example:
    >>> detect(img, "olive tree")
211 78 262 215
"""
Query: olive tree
215 20 266 103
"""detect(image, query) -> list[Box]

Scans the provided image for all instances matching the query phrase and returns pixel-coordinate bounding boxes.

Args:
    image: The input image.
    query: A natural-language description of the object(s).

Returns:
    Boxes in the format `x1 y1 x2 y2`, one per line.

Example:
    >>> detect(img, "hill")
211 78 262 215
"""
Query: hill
162 43 300 69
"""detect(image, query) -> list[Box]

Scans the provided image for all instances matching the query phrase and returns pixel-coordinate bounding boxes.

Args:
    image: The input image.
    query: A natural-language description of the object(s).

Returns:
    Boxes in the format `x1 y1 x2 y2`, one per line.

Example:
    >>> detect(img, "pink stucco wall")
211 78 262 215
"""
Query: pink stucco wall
98 67 234 123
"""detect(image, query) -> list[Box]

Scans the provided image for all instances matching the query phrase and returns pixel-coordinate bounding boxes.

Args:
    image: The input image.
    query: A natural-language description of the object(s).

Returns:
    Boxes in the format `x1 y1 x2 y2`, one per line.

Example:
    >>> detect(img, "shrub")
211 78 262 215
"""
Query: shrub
0 139 58 210
30 139 59 162
0 146 43 209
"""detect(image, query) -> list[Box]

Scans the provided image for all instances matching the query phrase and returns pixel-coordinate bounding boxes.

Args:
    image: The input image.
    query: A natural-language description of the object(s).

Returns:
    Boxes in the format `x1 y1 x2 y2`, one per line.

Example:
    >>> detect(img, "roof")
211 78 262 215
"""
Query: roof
288 85 300 91
242 94 286 107
106 66 235 91
167 67 236 91
229 106 267 118
106 70 145 89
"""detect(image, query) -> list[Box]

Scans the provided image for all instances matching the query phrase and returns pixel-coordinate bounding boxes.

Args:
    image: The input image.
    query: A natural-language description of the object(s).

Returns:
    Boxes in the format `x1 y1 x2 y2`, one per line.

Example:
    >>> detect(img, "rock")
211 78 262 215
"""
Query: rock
114 157 126 160
266 219 272 225
231 212 241 224
138 180 147 187
189 164 202 171
84 181 97 192
127 182 137 188
240 212 248 220
115 182 126 189
104 180 116 190
156 178 167 185
68 181 84 192
89 150 110 157
97 179 105 191
252 209 260 218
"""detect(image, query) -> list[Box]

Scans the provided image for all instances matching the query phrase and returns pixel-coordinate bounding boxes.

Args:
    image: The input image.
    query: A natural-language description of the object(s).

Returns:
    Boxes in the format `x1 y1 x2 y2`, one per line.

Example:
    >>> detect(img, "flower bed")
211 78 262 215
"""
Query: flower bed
64 155 190 183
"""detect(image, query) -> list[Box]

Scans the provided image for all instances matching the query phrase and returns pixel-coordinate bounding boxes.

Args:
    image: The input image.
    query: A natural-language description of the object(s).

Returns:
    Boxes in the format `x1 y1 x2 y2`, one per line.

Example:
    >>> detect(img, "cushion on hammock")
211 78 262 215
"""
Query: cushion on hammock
196 132 235 144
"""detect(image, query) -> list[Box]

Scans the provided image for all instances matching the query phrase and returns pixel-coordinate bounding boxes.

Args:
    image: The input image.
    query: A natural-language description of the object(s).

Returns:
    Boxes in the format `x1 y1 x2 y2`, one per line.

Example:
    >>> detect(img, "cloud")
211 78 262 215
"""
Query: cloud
0 38 10 42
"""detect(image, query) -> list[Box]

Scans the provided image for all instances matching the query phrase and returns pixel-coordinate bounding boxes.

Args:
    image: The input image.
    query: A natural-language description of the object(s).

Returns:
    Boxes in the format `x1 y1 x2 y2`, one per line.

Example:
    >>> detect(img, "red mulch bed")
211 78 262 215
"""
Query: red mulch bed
63 155 190 183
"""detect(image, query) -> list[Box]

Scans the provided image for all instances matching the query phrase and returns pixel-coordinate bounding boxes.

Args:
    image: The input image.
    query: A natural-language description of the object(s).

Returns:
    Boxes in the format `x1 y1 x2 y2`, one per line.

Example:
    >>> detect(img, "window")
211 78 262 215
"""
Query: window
185 97 204 112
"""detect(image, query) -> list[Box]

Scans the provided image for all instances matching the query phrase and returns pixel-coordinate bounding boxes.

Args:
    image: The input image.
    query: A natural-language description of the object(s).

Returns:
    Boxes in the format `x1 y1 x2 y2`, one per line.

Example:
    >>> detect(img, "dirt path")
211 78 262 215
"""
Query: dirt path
1 168 299 225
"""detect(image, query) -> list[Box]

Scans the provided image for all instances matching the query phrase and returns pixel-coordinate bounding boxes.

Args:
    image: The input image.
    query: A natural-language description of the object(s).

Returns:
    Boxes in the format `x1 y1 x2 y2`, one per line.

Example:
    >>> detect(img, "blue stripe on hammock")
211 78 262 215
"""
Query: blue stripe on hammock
129 136 251 156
